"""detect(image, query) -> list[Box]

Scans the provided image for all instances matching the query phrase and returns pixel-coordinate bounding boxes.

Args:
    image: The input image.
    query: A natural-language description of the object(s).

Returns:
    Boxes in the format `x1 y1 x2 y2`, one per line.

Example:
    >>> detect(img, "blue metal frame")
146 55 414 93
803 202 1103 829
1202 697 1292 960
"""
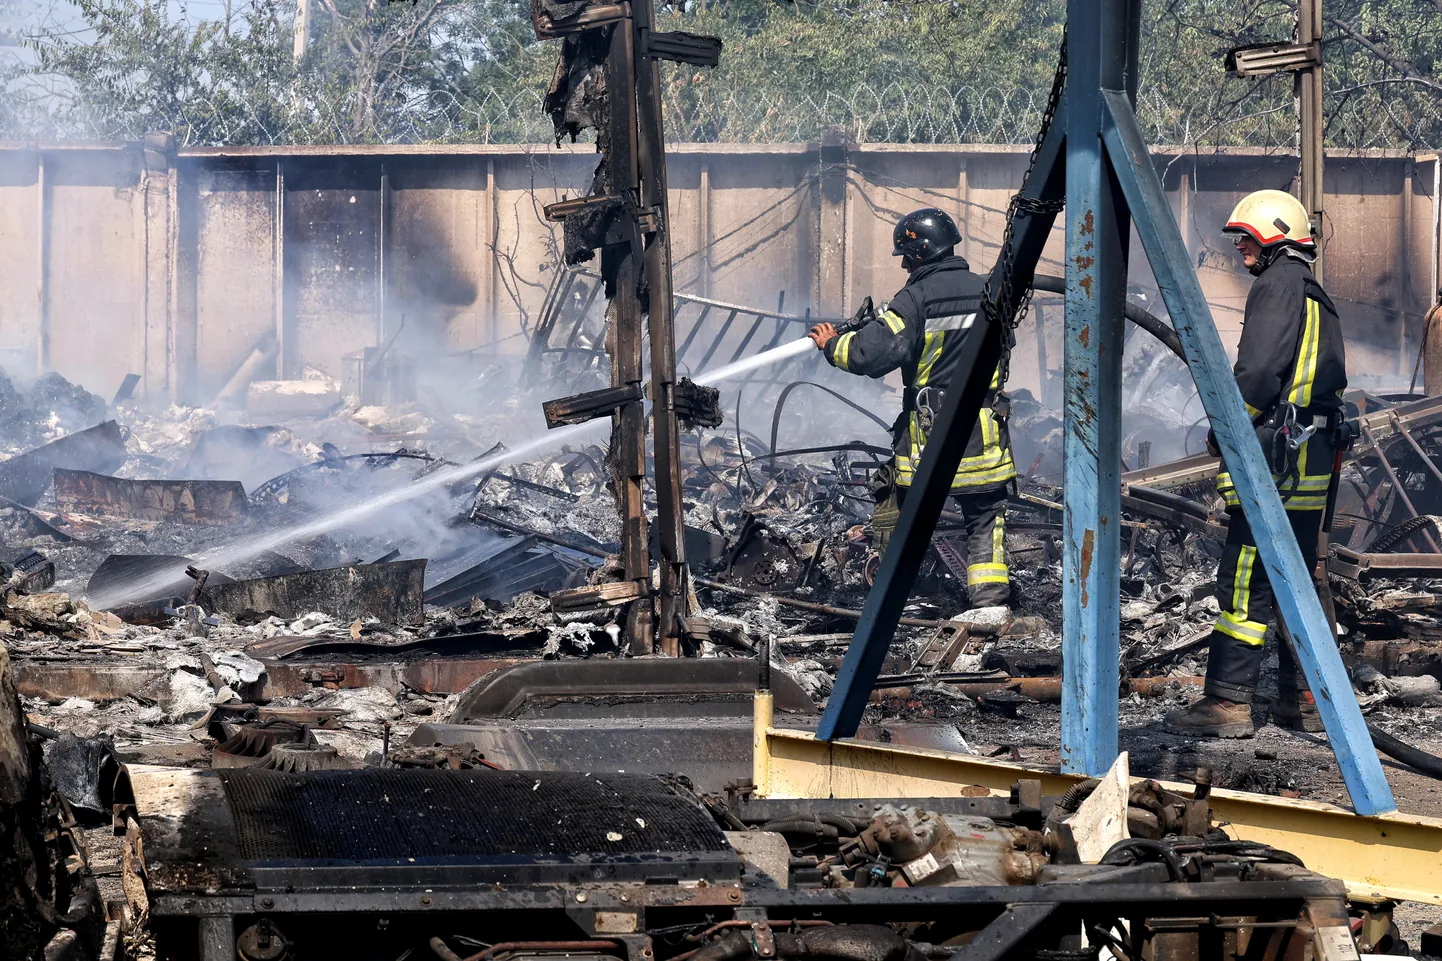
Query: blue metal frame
1099 90 1395 814
816 0 1396 817
1060 0 1130 776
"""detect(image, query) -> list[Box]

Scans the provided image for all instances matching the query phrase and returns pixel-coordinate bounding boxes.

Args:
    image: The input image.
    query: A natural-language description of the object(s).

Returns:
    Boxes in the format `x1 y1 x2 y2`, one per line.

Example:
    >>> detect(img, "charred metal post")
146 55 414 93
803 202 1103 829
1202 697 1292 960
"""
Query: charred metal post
605 9 654 654
634 0 687 654
1223 4 1325 280
535 2 720 655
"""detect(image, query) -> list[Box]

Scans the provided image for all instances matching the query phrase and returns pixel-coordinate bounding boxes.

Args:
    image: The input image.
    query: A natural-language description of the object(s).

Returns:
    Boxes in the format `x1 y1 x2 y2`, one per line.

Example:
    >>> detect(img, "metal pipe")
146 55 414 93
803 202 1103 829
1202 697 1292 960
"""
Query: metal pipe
1387 411 1442 491
1031 274 1184 359
872 675 1205 703
431 941 463 961
212 332 279 406
1360 424 1442 552
461 942 623 961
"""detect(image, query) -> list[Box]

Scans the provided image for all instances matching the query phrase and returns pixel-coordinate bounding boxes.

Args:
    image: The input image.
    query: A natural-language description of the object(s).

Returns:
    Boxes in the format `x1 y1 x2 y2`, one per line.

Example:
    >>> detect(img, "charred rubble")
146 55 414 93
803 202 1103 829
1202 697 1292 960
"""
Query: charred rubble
4 276 1440 961
7 338 1442 796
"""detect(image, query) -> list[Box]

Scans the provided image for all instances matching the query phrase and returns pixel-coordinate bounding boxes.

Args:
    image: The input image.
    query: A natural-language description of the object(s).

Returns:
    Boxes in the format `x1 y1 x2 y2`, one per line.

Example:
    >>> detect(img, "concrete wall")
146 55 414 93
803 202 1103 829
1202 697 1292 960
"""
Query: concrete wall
0 138 1435 405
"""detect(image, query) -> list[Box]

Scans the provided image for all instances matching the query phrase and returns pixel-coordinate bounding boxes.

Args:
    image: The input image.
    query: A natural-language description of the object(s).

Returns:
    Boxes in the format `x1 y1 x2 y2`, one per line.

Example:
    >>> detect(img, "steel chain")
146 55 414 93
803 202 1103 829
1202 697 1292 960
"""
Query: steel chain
987 37 1068 393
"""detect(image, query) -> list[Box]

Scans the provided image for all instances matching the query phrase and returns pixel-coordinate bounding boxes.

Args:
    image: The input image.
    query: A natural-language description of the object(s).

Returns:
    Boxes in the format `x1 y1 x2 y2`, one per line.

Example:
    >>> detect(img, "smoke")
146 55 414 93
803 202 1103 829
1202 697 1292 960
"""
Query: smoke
85 336 830 610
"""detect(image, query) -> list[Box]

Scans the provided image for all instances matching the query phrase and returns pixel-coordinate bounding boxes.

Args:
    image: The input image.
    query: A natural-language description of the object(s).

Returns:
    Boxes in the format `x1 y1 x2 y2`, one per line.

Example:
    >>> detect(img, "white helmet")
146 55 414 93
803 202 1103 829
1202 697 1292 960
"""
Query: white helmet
1223 189 1315 249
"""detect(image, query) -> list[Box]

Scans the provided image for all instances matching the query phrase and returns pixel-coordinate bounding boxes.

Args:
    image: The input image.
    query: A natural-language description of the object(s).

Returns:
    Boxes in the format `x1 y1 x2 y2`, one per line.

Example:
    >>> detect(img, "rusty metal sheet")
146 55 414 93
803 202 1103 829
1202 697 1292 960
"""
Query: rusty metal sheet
204 559 427 626
12 663 170 702
0 421 126 504
54 469 248 524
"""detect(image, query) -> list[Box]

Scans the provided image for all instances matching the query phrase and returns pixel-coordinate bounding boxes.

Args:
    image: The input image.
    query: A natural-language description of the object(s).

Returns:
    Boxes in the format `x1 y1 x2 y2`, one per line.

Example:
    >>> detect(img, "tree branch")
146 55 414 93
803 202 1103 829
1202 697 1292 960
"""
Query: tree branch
316 0 362 59
1321 9 1442 92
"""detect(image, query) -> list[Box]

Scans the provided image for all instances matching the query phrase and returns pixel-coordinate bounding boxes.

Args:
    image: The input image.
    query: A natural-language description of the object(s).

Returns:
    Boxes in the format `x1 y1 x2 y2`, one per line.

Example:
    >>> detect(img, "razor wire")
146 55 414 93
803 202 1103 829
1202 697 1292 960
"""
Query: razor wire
6 72 1441 149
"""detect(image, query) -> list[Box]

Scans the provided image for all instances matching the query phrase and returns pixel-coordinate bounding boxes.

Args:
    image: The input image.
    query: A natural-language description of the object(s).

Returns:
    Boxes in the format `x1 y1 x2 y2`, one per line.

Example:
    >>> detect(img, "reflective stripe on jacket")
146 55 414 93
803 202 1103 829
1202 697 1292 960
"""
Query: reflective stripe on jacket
1214 251 1346 511
823 256 1014 490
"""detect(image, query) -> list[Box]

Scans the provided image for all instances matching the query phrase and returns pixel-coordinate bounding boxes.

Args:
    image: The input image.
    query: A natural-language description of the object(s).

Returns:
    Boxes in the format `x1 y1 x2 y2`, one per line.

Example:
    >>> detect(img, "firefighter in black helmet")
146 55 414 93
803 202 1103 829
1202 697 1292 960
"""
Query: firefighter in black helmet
809 208 1015 623
1163 189 1348 739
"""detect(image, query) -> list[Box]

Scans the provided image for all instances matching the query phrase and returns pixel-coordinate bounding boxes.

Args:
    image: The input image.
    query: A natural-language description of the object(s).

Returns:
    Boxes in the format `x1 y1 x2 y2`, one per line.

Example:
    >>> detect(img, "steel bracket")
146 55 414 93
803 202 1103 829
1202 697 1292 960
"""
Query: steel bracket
1226 40 1322 77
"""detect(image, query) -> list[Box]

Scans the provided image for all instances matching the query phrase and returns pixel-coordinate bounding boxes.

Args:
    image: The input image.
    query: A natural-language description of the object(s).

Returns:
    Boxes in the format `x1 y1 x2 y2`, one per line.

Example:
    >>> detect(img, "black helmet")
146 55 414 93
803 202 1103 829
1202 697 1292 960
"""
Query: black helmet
893 208 962 263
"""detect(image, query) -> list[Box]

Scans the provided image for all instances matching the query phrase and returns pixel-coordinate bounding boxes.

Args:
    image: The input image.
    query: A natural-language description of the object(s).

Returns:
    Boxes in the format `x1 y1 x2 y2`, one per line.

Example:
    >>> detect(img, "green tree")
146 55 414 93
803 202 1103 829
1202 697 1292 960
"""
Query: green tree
3 0 1439 148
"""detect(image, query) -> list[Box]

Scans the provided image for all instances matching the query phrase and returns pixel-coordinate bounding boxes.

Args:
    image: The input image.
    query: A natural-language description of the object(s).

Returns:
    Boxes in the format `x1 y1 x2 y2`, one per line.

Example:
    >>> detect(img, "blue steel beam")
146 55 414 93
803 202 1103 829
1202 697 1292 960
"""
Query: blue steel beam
815 118 1068 741
1099 89 1396 815
1061 0 1133 776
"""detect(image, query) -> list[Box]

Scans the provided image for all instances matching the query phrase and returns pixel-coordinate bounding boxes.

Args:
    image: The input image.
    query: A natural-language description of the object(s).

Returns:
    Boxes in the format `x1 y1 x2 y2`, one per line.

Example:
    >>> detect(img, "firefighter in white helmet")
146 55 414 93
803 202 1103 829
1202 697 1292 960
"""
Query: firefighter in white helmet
1163 189 1347 738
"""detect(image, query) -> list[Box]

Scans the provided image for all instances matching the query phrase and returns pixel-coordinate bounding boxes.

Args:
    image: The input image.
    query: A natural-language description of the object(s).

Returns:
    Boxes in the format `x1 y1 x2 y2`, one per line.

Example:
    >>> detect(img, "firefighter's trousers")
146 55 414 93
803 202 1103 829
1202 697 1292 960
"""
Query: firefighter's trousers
877 483 1010 608
1204 506 1322 703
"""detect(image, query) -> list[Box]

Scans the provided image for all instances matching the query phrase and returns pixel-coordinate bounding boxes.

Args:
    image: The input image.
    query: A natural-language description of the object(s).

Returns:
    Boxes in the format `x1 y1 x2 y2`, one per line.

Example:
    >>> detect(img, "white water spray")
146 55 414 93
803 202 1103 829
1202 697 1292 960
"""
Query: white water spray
90 337 819 610
690 336 814 387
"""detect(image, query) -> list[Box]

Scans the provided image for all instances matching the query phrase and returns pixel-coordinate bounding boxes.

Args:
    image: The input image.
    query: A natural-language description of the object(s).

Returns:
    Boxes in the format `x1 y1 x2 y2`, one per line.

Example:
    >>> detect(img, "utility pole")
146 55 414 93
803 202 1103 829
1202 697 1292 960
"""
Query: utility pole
293 0 312 61
1225 0 1326 280
1298 0 1325 282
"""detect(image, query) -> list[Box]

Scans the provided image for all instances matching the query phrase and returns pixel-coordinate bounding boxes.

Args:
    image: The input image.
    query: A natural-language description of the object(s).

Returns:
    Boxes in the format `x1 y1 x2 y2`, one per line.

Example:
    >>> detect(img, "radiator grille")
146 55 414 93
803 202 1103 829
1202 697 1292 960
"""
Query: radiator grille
216 769 728 862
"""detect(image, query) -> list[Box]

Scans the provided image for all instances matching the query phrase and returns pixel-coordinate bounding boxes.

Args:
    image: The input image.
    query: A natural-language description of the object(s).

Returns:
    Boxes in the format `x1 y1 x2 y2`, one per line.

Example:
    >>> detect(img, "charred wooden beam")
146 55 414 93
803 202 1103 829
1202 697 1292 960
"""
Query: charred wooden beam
533 0 720 656
674 377 722 430
541 383 642 428
550 580 645 612
645 31 723 66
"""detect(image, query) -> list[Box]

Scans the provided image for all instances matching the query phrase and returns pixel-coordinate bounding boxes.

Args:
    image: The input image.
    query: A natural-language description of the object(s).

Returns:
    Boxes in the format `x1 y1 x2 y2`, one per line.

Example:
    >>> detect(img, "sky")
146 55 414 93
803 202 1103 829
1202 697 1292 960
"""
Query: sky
1 0 258 72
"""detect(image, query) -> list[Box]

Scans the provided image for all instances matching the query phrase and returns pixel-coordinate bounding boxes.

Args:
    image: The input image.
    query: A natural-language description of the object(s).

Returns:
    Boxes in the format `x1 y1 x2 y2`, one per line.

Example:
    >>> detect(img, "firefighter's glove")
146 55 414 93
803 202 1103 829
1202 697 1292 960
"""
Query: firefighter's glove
809 322 838 350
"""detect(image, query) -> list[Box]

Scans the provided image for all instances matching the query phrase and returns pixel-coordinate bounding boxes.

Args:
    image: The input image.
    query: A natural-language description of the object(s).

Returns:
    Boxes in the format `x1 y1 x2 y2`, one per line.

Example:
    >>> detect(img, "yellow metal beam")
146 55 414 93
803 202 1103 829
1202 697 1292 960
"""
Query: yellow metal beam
758 725 1442 905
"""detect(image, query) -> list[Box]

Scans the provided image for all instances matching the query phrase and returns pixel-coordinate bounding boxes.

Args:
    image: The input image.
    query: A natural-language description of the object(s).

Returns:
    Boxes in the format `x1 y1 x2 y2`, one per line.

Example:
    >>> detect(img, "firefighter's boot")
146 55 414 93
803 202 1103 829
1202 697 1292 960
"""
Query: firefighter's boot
1162 696 1255 739
1272 688 1324 733
954 605 1012 635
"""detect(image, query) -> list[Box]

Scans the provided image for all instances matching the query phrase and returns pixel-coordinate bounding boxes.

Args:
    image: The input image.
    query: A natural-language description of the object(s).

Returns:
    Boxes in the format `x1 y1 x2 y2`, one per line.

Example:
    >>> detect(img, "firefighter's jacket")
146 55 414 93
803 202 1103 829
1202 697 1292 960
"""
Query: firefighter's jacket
822 256 1015 490
1216 251 1348 512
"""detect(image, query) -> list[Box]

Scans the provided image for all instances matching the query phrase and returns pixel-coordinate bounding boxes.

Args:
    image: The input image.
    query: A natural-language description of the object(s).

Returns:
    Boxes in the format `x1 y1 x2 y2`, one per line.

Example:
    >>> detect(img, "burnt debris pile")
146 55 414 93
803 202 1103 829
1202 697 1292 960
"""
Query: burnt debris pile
2 353 1441 787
